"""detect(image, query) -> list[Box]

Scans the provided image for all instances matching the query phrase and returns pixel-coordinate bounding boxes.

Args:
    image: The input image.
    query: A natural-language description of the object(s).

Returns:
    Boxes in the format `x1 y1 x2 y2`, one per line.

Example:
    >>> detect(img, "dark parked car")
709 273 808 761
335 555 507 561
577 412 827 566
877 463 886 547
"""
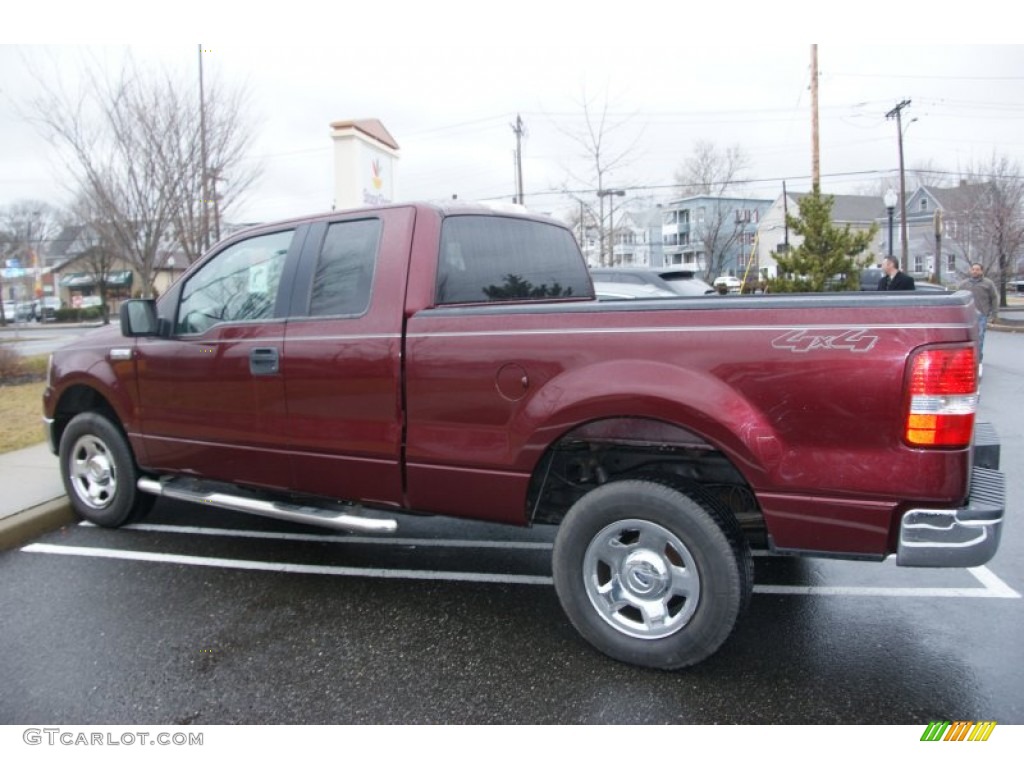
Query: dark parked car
859 268 885 290
32 297 62 321
859 268 948 292
14 302 35 322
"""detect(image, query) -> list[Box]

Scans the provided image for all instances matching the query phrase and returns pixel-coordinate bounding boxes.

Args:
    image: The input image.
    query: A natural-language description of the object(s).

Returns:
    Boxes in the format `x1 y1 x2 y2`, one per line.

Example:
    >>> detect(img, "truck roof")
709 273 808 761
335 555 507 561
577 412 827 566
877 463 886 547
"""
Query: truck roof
215 201 564 248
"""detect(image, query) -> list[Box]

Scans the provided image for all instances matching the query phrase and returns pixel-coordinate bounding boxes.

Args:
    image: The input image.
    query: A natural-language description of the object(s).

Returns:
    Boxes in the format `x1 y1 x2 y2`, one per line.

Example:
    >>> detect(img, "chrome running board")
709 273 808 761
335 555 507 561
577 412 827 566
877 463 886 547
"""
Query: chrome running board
137 477 398 534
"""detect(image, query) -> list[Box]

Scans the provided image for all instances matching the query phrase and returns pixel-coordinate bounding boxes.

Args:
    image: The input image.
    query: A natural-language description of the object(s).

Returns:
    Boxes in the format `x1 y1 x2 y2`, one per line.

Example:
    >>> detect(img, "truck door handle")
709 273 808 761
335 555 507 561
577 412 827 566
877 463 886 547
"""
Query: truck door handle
249 347 280 375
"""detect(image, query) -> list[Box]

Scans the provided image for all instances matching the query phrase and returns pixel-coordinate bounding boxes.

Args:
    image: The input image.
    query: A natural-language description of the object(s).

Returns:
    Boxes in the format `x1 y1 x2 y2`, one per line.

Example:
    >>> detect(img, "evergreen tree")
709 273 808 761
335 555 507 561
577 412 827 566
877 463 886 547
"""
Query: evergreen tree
770 187 879 292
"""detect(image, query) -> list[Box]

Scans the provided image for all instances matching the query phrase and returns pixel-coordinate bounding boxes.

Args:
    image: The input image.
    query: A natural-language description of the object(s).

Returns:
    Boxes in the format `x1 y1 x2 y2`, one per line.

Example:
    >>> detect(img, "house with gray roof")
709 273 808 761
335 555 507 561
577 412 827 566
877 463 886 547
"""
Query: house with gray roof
756 191 887 279
902 181 995 283
756 182 1002 285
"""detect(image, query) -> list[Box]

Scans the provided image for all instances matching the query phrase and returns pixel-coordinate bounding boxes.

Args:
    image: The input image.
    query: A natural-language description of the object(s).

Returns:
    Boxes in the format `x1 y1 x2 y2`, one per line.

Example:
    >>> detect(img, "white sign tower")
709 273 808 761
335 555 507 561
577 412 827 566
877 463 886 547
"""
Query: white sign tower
331 119 400 210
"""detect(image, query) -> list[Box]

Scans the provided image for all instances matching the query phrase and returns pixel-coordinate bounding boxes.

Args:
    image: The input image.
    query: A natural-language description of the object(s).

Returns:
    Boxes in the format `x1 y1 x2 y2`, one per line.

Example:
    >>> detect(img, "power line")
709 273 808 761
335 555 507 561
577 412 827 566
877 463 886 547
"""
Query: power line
827 72 1024 81
499 168 906 201
507 165 1024 206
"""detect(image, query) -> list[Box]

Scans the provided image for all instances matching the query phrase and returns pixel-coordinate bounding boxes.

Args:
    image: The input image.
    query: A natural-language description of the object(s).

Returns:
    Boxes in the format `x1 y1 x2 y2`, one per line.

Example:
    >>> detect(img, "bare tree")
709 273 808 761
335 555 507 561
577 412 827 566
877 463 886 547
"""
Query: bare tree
562 202 600 262
0 228 13 326
907 162 951 192
672 140 752 281
674 139 750 197
933 179 993 279
853 160 950 199
163 72 261 265
690 201 748 282
0 201 65 261
933 156 1024 308
555 89 643 266
967 155 1024 307
24 52 259 295
67 195 127 324
0 200 65 325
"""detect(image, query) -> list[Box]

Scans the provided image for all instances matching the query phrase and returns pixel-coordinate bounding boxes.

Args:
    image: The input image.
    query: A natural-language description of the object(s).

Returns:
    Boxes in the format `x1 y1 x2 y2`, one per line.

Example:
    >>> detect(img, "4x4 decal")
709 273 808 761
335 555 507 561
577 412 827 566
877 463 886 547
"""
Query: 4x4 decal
772 328 879 353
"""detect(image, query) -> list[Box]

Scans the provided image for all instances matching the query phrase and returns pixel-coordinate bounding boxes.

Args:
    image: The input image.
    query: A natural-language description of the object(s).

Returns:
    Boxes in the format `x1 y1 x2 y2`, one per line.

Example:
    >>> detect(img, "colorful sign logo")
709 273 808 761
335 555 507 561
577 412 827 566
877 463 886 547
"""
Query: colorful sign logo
920 721 996 742
371 159 384 191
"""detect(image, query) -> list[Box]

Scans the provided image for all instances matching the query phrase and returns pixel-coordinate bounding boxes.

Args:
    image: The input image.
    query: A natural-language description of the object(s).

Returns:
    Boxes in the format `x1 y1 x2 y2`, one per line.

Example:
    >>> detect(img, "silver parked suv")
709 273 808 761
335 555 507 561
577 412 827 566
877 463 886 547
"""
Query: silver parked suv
590 267 715 297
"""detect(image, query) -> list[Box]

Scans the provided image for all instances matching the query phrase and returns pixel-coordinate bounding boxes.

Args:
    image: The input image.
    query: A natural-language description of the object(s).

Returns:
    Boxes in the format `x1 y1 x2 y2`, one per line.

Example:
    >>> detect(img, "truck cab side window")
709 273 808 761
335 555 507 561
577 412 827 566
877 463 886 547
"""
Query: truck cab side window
175 230 294 335
309 218 381 317
435 215 592 305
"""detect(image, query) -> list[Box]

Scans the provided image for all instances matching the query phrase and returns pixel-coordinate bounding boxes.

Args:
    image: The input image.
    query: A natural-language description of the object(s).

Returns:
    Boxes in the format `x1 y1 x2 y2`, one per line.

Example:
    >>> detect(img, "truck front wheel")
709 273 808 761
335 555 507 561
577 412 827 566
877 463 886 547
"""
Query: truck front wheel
59 412 153 528
552 479 752 669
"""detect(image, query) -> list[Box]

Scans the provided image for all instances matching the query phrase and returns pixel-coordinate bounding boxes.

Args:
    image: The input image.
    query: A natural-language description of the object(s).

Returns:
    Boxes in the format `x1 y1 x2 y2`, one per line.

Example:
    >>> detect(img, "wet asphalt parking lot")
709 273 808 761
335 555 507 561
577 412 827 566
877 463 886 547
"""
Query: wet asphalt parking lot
2 331 1022 725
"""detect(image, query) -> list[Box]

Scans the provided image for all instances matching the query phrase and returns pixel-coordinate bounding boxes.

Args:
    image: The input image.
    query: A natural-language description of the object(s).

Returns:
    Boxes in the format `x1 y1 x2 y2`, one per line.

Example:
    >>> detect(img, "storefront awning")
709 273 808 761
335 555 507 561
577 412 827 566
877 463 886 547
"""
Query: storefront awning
59 270 134 289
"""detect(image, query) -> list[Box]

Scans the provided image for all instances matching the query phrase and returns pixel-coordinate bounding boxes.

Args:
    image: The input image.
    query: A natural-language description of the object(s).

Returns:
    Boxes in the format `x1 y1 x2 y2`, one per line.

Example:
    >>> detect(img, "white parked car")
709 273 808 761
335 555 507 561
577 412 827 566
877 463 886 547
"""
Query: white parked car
713 275 743 292
591 267 715 297
593 281 678 300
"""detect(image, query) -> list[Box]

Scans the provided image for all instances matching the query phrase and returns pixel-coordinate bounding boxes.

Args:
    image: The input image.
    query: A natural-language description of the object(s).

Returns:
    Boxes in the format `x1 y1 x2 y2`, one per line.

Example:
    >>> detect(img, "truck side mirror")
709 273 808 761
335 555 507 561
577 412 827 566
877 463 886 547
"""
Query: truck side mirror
120 299 159 337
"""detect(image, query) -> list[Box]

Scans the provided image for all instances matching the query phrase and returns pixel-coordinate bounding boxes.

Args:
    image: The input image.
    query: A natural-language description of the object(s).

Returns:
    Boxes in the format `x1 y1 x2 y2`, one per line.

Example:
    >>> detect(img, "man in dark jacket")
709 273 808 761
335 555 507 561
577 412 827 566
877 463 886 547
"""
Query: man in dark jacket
878 256 915 290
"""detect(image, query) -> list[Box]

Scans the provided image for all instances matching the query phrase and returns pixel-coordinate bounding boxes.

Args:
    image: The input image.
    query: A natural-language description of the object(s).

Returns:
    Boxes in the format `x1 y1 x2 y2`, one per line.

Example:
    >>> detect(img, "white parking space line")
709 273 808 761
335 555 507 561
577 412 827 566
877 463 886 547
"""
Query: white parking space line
754 584 1018 598
20 541 1023 598
20 543 554 586
968 566 1022 597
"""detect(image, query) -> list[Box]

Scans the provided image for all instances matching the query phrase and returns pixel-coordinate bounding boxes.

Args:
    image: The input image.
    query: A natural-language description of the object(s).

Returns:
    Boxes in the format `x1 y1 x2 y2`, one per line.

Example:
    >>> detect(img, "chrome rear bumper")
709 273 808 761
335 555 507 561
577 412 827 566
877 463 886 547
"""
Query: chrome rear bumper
897 461 1005 568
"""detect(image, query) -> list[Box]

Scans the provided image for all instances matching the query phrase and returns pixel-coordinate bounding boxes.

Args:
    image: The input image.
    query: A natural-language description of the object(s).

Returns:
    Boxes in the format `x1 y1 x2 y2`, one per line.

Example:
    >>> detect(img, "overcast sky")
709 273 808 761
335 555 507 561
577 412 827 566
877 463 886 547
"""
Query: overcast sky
4 6 1023 227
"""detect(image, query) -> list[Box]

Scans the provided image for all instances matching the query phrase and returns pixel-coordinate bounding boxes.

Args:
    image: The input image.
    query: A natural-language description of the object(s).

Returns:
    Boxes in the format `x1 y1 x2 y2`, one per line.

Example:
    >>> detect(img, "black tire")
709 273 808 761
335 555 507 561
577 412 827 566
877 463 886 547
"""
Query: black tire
552 478 752 670
59 412 153 527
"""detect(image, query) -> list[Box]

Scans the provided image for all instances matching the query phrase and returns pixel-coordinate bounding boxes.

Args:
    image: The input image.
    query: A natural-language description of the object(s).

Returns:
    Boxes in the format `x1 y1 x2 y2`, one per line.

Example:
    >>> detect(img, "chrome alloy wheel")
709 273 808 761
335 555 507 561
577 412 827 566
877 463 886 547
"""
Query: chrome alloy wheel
68 434 118 510
582 518 700 639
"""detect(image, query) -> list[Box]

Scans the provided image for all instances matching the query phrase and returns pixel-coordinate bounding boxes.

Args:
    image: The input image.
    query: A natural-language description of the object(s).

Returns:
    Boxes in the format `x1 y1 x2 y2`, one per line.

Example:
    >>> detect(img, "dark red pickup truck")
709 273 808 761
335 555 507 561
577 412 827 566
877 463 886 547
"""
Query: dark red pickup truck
43 201 1005 669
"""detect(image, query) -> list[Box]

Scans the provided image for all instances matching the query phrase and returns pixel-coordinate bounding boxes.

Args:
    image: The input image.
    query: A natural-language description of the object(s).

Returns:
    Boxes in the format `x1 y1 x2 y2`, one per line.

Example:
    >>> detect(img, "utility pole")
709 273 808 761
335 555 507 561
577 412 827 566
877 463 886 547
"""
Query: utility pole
886 99 911 268
209 169 222 243
579 199 586 255
198 44 210 252
511 114 525 206
598 189 625 267
810 45 820 190
782 180 790 251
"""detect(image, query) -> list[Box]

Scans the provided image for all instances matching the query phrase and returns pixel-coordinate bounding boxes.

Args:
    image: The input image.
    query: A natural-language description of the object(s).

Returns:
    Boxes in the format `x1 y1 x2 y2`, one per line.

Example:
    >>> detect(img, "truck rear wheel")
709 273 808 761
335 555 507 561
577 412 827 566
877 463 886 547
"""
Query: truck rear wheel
59 412 153 528
552 478 751 669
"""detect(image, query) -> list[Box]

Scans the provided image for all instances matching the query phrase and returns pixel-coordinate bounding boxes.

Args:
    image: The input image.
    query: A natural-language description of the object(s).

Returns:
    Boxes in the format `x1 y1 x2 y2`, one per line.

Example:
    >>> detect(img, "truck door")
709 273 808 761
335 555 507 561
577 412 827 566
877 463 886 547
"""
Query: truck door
281 206 414 508
134 226 303 490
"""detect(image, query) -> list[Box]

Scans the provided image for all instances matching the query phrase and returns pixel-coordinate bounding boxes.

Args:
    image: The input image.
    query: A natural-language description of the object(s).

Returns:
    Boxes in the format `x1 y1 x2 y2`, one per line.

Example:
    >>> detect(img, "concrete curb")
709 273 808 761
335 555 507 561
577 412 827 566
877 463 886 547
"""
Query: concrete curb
0 497 77 551
992 322 1024 334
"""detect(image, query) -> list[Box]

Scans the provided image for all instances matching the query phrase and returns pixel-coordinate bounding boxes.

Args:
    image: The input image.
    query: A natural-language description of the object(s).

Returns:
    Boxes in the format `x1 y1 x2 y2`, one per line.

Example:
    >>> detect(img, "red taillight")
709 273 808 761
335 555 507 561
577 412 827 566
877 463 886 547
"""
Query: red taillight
905 347 978 447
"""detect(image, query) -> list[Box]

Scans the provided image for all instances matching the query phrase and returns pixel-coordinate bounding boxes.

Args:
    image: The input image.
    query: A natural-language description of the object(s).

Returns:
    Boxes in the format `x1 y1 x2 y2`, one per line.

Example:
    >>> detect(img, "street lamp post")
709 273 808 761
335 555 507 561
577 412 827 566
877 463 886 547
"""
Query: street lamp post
884 188 898 259
598 189 625 267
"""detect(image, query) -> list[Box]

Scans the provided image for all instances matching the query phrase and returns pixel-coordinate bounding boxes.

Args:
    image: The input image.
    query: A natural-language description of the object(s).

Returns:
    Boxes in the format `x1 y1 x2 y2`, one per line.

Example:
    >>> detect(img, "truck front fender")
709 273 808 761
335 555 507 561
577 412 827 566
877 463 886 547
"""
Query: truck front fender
45 345 142 462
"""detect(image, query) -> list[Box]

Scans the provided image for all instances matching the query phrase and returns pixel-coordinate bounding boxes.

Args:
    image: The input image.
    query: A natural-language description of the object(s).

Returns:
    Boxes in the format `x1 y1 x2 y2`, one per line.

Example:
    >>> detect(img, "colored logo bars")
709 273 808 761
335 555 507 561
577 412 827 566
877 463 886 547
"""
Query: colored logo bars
921 721 997 742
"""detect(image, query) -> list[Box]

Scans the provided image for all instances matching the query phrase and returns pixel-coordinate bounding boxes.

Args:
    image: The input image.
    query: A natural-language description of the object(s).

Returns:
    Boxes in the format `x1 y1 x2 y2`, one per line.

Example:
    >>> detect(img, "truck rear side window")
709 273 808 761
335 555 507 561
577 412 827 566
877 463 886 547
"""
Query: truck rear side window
436 216 592 305
309 218 381 317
